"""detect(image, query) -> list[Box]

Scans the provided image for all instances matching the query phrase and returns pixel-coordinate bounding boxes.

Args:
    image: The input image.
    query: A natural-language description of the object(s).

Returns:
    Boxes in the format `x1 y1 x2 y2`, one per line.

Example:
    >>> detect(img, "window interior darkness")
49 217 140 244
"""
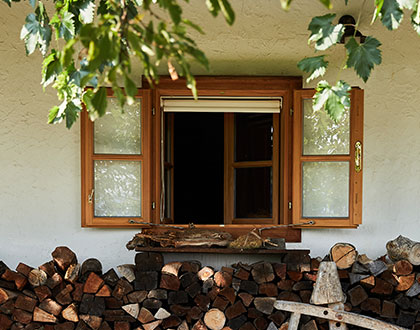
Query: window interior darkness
173 113 224 224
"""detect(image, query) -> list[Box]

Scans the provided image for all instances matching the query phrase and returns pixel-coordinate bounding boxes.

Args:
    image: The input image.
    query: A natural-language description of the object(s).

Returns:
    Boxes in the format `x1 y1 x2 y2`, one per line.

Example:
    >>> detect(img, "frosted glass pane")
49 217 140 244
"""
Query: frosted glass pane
302 162 349 217
303 99 349 155
94 98 141 154
94 160 141 217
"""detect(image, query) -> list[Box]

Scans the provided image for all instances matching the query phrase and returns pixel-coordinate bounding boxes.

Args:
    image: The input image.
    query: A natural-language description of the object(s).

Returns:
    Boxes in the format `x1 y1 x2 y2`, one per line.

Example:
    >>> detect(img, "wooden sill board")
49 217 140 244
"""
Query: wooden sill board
134 246 310 254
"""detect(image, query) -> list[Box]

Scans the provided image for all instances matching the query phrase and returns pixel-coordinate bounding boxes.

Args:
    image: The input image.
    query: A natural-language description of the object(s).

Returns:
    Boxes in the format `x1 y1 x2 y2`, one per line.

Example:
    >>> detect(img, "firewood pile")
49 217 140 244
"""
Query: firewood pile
1 235 420 330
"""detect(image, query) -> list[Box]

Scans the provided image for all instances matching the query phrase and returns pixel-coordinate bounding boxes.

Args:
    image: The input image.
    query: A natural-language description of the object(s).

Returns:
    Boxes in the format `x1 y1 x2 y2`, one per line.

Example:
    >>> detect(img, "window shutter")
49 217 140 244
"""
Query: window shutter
292 88 364 227
81 89 152 227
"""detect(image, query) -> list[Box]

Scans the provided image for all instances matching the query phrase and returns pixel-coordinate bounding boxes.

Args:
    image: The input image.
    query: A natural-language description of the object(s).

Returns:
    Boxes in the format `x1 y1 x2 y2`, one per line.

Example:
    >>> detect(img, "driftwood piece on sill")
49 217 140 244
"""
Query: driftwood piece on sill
330 243 358 270
127 227 232 249
386 235 420 265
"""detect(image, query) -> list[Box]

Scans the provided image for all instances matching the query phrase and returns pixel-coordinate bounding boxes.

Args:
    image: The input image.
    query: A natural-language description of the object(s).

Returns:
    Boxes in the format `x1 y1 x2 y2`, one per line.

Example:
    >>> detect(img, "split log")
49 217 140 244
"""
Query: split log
395 273 415 291
62 303 79 322
393 260 413 276
310 262 344 305
15 294 37 312
33 306 57 323
28 269 48 287
330 243 357 270
198 267 214 281
138 307 154 323
251 263 274 284
204 308 226 330
0 287 18 304
39 298 62 316
387 235 420 265
84 272 104 294
117 265 136 283
122 303 140 319
51 247 77 272
16 263 33 277
80 315 102 330
64 263 81 284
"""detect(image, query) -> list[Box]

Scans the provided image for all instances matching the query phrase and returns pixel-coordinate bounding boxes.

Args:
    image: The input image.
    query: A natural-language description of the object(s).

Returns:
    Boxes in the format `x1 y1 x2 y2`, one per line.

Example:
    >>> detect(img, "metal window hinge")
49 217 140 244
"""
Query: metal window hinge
152 202 156 210
290 108 294 116
152 107 156 116
288 201 292 210
88 189 94 204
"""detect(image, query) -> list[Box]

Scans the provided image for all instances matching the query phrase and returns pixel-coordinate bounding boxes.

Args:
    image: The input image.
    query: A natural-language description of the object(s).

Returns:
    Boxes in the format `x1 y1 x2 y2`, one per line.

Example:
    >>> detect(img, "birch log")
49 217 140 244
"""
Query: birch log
386 235 420 265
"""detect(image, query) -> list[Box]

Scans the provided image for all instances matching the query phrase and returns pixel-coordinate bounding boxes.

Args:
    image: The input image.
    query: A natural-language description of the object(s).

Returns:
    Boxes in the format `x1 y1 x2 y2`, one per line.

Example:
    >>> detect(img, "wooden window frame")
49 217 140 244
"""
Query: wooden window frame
81 89 152 228
292 88 364 228
150 76 302 241
80 77 364 242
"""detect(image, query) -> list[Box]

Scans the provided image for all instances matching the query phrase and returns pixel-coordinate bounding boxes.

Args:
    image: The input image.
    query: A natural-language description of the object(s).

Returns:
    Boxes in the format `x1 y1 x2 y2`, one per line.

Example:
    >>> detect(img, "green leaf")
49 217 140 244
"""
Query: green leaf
47 106 60 124
396 0 416 9
372 0 384 23
182 19 204 34
411 4 420 34
313 80 351 122
57 11 76 40
2 0 12 7
79 0 95 24
297 55 328 83
91 87 107 117
124 75 137 101
206 0 220 16
218 0 235 25
345 36 382 83
61 39 76 68
167 1 182 25
20 11 52 56
379 0 403 30
318 0 332 9
279 0 293 10
308 14 344 51
42 50 62 87
65 101 81 129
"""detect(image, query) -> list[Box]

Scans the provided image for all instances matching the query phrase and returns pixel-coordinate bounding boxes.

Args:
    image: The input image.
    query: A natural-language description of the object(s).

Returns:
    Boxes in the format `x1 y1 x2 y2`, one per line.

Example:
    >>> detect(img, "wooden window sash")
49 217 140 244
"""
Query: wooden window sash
81 89 152 228
292 88 364 228
224 113 279 225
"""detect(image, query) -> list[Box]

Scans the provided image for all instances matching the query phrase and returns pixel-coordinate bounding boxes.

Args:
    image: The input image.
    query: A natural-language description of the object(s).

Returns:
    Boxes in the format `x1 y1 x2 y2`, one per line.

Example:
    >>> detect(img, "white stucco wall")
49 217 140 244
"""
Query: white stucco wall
1 0 420 271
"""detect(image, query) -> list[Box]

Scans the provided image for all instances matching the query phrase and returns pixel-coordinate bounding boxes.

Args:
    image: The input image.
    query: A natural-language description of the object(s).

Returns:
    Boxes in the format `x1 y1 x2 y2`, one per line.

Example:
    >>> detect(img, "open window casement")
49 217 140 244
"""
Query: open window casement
81 90 152 227
292 89 364 228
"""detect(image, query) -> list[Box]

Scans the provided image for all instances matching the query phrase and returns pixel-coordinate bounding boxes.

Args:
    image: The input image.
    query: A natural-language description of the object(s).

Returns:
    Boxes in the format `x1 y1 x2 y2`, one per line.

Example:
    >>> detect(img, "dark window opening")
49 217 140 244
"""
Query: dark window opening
172 113 224 224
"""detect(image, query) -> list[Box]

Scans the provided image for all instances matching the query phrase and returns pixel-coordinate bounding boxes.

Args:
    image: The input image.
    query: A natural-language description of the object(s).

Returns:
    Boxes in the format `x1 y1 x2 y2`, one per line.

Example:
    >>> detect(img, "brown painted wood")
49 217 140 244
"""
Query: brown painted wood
81 89 152 228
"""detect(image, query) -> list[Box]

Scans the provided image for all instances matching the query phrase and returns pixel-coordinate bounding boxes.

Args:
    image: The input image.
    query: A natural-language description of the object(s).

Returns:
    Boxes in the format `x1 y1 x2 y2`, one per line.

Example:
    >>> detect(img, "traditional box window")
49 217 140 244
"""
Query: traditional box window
81 77 364 241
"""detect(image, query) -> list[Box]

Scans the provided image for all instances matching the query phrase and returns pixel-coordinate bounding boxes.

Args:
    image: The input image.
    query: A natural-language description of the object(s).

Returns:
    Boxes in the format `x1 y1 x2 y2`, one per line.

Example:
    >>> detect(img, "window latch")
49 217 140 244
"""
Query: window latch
88 189 94 204
355 141 362 172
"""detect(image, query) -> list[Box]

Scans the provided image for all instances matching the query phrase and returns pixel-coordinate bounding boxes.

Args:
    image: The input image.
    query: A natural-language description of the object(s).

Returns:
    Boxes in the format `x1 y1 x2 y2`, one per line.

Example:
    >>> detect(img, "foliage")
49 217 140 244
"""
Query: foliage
3 0 420 126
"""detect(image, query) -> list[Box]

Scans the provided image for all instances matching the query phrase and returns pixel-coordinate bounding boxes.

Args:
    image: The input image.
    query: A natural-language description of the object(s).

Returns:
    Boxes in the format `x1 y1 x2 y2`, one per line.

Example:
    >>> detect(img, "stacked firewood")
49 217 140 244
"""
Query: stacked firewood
2 242 420 329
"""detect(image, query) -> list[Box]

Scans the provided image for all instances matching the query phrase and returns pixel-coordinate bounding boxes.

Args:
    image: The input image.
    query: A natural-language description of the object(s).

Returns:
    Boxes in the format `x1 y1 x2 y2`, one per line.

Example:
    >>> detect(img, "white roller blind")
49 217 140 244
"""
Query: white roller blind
162 98 282 113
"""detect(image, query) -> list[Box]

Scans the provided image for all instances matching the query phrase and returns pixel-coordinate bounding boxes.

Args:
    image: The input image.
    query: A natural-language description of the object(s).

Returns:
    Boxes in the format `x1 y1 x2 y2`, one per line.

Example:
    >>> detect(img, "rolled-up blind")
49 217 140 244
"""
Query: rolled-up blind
162 98 281 113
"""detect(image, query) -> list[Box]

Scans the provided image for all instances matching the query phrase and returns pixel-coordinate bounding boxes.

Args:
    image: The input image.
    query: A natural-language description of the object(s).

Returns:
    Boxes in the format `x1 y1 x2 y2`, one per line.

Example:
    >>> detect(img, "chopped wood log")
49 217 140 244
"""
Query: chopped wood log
51 247 77 272
138 307 154 323
393 260 413 276
80 315 102 330
47 273 63 290
186 282 201 298
117 265 136 283
114 321 130 330
16 263 33 277
360 275 375 289
168 291 188 305
213 296 229 311
0 287 18 304
33 306 57 323
160 274 180 291
81 259 102 278
13 308 33 324
395 273 415 291
253 297 276 315
0 314 13 329
310 262 344 305
39 298 63 316
28 269 48 287
330 243 357 270
56 284 74 305
143 320 162 330
277 279 294 291
371 277 394 295
367 260 388 276
253 317 268 330
103 269 119 288
219 287 236 304
361 297 381 314
143 298 163 310
96 284 112 297
73 282 84 301
387 235 420 265
214 271 232 288
194 294 211 311
347 285 368 306
34 285 51 302
204 308 226 330
64 264 80 284
62 303 79 322
273 263 286 280
154 307 171 320
135 253 164 271
381 300 397 318
406 280 420 297
238 293 254 307
161 262 183 277
112 279 133 300
122 303 140 319
178 320 189 330
225 301 246 319
15 294 37 312
268 311 286 326
233 268 250 281
227 314 247 330
397 310 416 328
198 267 214 281
127 290 147 303
251 263 274 284
239 281 258 295
287 271 303 282
84 272 104 294
2 270 27 290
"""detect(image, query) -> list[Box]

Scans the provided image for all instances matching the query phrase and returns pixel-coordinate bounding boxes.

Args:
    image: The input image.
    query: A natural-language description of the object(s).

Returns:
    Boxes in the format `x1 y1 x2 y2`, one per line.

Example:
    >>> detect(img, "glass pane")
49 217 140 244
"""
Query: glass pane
302 162 349 218
303 98 349 155
235 167 272 218
94 160 141 217
94 98 142 154
164 114 172 163
235 113 273 161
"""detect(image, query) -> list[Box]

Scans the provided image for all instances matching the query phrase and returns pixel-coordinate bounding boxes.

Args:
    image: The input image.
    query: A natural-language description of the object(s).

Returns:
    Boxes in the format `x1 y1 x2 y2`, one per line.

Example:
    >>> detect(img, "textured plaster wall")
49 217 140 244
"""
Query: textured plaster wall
1 0 420 270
